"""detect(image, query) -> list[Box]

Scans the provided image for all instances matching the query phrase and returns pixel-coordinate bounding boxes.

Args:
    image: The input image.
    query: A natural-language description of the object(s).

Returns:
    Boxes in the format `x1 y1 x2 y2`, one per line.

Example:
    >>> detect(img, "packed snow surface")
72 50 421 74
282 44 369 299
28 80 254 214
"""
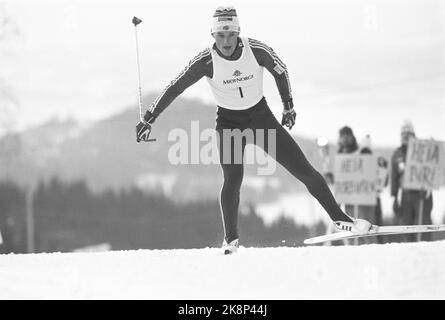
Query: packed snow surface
1 240 445 299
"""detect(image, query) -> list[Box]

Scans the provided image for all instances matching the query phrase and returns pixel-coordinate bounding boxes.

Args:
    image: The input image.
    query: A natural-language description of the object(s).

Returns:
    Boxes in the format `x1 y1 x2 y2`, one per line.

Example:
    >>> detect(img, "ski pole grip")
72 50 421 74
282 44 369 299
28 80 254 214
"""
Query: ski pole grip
132 16 142 26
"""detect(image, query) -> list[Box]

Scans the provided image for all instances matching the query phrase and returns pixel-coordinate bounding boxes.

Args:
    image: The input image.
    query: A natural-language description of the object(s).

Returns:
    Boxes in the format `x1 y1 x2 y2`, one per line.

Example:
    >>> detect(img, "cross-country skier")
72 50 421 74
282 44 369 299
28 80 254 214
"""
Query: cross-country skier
136 6 372 254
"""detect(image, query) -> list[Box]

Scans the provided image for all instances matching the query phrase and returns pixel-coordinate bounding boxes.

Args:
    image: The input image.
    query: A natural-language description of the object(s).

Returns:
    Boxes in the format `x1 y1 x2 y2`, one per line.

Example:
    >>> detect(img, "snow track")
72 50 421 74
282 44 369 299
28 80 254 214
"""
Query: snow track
1 241 445 299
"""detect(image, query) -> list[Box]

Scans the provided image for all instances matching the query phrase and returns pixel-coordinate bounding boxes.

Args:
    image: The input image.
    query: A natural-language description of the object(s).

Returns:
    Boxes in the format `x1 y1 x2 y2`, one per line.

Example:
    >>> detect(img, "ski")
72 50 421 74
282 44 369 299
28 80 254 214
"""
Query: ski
304 224 445 245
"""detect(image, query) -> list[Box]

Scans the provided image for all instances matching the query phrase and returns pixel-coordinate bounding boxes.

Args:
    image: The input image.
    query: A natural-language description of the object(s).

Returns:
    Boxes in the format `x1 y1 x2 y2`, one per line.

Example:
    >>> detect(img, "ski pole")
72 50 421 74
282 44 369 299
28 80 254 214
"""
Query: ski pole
132 16 144 122
132 16 156 143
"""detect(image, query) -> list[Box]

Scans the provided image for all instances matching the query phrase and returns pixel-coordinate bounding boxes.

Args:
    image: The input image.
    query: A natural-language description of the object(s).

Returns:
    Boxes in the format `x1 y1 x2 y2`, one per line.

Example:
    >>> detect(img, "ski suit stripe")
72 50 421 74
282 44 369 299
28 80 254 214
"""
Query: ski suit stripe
149 48 211 115
250 42 292 97
249 39 287 69
248 39 292 100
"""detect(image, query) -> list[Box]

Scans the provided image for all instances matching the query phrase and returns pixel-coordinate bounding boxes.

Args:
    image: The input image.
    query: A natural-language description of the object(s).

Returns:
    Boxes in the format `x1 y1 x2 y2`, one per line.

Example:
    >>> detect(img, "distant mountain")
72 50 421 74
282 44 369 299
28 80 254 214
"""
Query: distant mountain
0 93 395 202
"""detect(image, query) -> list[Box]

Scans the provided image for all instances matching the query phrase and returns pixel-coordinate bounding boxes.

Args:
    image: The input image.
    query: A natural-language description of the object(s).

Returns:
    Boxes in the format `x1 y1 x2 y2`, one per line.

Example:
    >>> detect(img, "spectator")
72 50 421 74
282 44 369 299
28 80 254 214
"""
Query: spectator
390 120 433 242
338 126 359 154
360 134 372 154
336 127 377 244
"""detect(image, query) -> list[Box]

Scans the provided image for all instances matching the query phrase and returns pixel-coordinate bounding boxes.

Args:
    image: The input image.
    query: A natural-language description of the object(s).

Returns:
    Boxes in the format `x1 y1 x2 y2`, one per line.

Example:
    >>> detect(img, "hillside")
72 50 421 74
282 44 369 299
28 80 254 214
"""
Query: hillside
0 94 395 202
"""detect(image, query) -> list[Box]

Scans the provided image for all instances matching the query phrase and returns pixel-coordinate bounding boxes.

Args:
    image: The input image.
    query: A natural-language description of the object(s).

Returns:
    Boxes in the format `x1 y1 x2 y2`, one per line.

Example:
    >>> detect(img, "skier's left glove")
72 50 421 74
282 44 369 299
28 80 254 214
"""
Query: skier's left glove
136 110 156 143
281 99 296 130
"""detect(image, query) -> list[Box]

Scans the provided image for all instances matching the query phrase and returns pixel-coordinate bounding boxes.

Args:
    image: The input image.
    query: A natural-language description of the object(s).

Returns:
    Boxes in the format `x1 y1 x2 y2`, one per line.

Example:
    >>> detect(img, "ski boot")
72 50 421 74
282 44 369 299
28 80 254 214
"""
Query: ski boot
222 238 239 255
334 217 373 235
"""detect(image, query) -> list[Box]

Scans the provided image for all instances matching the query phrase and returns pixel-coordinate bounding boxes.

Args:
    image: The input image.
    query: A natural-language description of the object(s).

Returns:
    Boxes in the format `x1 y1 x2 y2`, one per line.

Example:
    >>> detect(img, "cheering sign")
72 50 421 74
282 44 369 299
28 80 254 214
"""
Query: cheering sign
334 154 378 206
403 138 445 191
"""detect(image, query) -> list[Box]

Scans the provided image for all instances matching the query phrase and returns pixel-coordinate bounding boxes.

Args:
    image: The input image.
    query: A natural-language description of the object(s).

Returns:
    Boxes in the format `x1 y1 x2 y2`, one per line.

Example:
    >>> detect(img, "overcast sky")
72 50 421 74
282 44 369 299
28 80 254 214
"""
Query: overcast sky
1 0 445 147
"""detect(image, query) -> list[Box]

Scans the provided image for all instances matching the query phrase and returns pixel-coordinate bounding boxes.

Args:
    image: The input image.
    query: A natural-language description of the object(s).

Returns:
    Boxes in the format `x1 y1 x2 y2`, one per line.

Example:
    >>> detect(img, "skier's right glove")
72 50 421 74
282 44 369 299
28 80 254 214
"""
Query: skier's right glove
136 110 157 143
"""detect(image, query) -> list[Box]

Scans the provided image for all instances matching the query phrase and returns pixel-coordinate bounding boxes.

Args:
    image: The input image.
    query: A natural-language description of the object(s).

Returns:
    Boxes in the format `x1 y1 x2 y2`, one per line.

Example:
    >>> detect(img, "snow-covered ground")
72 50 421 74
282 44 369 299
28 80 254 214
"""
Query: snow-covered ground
1 241 445 299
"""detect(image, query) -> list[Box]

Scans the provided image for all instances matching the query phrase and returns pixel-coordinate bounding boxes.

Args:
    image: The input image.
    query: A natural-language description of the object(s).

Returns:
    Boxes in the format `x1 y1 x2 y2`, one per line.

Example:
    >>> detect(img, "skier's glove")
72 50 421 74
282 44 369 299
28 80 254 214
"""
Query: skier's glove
136 110 156 143
281 99 296 130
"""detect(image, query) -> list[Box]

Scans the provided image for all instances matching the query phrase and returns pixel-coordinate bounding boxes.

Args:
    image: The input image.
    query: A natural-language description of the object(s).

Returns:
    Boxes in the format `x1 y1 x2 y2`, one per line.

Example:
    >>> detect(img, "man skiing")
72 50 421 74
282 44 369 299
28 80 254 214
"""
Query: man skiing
136 6 372 254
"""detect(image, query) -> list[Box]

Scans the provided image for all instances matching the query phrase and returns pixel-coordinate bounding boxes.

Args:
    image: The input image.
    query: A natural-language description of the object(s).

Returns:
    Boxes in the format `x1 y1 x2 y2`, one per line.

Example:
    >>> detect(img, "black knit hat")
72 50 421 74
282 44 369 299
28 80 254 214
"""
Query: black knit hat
339 126 353 136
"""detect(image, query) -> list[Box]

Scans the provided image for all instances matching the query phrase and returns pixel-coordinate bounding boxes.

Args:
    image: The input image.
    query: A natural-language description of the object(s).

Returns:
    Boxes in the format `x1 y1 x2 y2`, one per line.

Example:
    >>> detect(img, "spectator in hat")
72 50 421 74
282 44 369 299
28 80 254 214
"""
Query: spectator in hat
334 127 377 244
390 120 433 242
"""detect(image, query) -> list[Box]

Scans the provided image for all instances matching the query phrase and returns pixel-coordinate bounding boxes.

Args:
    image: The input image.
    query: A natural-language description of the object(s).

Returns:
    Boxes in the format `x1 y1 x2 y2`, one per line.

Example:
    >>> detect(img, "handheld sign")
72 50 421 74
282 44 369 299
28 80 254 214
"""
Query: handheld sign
403 138 445 191
334 154 378 206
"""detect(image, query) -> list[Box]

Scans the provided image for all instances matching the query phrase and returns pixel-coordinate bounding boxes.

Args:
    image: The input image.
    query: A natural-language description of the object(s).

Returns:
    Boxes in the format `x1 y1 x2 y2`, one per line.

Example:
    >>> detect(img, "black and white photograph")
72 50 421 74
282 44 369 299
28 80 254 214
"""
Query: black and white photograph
1 0 445 304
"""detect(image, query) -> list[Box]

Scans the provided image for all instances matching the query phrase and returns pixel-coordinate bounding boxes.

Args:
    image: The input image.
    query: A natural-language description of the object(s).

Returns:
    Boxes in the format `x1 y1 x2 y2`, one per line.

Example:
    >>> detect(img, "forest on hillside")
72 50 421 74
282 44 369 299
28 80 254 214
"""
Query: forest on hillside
0 178 325 253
